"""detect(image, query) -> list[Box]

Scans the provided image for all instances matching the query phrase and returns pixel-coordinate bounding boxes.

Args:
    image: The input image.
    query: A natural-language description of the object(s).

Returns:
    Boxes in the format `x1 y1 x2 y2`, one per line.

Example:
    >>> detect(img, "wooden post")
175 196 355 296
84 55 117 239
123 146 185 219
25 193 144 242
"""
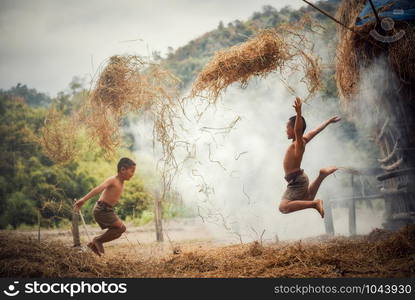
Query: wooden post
154 190 164 242
71 206 81 247
324 199 335 235
37 209 41 242
349 175 357 236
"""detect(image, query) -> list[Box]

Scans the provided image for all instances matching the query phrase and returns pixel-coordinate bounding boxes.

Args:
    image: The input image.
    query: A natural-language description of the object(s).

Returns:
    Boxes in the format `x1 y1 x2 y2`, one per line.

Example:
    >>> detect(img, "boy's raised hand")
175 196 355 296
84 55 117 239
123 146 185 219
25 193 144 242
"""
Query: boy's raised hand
73 198 85 212
328 116 341 123
292 96 302 115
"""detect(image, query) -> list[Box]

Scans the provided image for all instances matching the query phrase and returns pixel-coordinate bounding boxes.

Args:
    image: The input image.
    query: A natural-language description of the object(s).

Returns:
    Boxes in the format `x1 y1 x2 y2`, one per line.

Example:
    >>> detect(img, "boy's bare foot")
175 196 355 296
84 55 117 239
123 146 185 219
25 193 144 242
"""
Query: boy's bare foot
315 199 324 218
93 238 105 254
319 166 338 178
87 242 101 256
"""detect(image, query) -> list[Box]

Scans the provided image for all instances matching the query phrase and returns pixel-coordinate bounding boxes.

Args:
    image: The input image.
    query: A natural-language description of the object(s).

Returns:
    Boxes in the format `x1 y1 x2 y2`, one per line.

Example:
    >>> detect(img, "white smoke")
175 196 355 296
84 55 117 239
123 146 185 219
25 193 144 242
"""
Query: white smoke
127 69 386 243
348 57 399 134
125 35 397 244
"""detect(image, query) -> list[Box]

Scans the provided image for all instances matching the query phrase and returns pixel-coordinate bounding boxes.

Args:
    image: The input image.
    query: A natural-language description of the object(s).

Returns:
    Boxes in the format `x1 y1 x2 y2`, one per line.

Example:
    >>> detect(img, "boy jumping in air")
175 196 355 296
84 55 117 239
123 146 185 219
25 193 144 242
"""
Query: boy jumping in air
279 97 341 218
74 157 136 256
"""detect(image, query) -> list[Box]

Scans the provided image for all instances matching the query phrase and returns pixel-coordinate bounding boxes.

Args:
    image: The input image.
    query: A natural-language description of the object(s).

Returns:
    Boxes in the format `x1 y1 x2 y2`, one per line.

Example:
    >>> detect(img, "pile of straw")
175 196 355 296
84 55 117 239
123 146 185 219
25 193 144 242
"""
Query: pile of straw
1 225 414 278
335 0 415 102
191 21 323 102
0 232 132 277
37 108 80 164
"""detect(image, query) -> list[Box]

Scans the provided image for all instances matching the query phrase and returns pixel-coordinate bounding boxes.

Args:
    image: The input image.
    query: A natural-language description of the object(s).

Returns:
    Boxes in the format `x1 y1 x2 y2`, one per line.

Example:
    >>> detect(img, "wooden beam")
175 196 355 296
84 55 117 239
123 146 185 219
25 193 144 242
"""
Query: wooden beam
37 209 41 243
376 117 390 144
378 139 399 164
330 194 384 207
380 187 408 196
339 167 383 176
349 175 357 236
377 168 415 181
380 157 403 171
324 199 335 235
154 190 164 242
71 207 80 247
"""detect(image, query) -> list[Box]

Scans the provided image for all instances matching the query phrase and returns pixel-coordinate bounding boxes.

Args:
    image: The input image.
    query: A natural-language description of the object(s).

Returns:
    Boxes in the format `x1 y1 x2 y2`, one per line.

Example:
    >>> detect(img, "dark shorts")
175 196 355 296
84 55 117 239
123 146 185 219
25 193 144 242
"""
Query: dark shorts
281 169 309 201
93 201 119 229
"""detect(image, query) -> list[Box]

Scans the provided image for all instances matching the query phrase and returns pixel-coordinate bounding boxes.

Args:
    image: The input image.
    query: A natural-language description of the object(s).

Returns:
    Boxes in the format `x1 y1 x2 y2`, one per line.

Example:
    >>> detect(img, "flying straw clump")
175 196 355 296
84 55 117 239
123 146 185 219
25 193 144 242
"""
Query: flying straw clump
191 29 292 100
38 108 80 164
84 55 180 157
81 101 122 158
297 50 323 101
191 19 323 102
90 55 147 116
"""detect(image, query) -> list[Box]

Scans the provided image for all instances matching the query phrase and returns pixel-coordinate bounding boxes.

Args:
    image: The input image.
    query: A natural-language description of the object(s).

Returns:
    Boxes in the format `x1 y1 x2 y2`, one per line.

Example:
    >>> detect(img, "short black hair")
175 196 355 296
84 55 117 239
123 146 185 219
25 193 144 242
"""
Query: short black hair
117 157 136 172
288 116 307 134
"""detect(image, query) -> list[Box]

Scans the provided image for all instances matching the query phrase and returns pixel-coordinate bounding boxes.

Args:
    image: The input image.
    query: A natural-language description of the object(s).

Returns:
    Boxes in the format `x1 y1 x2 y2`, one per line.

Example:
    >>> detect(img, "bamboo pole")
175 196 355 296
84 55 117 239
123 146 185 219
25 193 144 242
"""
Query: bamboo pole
71 200 80 247
301 0 386 50
37 209 41 242
301 0 357 33
368 0 382 26
349 175 357 236
324 199 335 235
154 190 164 242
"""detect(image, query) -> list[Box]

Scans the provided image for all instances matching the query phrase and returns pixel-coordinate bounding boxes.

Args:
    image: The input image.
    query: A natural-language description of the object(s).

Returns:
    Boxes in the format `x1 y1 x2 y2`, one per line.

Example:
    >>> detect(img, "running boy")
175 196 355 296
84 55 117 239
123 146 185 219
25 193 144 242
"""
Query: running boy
74 157 136 256
279 97 341 218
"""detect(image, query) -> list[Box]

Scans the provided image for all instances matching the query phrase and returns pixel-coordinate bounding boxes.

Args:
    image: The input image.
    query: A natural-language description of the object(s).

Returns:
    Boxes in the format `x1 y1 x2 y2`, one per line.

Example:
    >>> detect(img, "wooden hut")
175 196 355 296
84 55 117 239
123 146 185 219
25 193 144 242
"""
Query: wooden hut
335 0 415 230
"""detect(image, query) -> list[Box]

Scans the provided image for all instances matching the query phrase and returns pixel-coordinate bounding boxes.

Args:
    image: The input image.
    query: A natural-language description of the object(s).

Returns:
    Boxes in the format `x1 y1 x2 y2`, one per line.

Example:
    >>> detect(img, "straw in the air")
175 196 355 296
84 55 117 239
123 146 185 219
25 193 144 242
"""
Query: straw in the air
191 20 323 102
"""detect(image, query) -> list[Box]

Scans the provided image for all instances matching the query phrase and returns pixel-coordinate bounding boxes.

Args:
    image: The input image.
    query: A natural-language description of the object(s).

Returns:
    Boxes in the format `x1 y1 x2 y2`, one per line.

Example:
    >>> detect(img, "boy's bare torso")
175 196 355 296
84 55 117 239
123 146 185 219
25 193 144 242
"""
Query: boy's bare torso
99 176 124 206
283 139 306 175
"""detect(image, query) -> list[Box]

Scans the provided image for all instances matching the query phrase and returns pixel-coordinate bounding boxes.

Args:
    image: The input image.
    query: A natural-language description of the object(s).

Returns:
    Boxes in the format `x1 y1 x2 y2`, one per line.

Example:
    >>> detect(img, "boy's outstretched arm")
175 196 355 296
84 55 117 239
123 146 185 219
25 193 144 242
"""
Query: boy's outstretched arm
73 177 114 211
303 116 341 143
293 97 304 153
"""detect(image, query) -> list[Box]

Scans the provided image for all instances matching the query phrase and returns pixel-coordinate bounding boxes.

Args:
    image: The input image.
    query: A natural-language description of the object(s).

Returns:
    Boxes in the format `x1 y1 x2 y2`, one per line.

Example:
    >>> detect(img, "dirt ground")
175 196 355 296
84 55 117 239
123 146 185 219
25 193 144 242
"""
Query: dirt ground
14 217 231 257
0 218 414 278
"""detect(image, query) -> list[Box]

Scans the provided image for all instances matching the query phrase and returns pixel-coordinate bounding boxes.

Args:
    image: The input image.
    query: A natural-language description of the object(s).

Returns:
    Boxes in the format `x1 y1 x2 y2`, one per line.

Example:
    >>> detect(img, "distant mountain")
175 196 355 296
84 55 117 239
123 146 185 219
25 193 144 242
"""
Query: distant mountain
161 0 341 89
0 83 51 107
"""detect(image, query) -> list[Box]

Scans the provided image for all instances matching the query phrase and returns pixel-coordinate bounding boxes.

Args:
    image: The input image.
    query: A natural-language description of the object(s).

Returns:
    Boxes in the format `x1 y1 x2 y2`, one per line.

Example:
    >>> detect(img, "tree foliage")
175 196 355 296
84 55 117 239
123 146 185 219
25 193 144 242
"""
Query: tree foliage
0 84 154 228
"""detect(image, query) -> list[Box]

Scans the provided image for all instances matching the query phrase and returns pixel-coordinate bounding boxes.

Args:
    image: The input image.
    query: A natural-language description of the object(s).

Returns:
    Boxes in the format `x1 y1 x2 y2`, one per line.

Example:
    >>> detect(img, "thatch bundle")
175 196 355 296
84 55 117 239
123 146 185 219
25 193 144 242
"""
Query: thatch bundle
84 55 180 156
80 101 122 157
191 30 292 100
90 56 146 115
37 108 80 164
191 22 323 102
90 56 179 116
335 0 415 102
36 55 180 160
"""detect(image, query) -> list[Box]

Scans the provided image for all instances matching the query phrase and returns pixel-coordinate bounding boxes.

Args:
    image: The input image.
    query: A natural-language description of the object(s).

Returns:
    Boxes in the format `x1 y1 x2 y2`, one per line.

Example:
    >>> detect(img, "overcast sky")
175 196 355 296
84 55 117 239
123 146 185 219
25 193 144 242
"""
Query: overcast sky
0 0 306 96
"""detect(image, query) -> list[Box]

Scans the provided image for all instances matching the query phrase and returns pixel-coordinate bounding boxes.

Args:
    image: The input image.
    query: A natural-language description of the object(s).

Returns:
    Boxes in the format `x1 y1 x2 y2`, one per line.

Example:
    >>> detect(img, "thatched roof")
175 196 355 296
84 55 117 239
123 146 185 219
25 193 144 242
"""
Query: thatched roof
335 0 415 104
